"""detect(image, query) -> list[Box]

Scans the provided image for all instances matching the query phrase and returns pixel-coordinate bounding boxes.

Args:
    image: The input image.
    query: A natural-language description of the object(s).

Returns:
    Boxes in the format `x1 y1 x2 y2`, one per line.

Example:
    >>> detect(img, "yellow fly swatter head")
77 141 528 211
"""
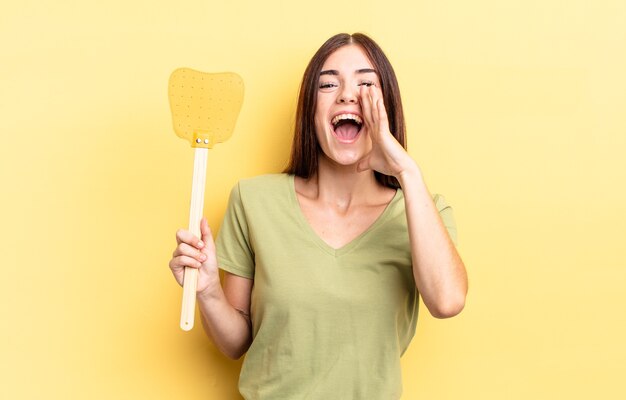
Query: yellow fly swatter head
168 68 244 148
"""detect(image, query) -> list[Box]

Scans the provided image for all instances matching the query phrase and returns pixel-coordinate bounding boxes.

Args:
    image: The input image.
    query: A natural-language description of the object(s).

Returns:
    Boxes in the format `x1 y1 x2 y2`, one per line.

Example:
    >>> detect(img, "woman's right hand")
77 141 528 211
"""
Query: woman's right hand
169 218 220 295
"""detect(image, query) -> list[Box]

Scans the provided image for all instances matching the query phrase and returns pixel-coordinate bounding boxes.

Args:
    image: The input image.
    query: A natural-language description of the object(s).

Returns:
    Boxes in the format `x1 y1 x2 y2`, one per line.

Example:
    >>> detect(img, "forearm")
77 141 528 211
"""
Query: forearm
196 284 252 359
398 165 468 318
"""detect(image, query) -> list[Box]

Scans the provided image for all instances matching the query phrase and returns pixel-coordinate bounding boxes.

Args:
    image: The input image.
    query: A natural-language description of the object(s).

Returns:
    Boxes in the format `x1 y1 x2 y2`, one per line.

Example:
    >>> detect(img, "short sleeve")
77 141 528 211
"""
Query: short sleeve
216 182 255 279
433 194 459 246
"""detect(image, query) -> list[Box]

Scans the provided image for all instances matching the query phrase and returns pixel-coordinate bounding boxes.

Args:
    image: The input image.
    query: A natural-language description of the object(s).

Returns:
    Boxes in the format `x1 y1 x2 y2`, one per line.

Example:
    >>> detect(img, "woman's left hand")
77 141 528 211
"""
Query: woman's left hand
357 84 417 178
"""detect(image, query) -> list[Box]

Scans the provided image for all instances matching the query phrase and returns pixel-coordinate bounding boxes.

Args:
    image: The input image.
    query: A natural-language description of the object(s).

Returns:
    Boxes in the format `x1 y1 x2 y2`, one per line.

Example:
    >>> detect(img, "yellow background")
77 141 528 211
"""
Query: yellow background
1 0 625 398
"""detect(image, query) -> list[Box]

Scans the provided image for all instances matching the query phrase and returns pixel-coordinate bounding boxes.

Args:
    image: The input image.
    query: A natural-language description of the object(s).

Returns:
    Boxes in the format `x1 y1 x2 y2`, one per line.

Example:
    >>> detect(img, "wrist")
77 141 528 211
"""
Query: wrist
397 161 423 188
197 276 223 302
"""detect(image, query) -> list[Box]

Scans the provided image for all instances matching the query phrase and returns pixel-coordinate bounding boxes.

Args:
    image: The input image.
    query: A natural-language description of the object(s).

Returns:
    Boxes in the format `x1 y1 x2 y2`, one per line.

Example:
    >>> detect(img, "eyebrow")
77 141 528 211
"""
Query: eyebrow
319 68 378 76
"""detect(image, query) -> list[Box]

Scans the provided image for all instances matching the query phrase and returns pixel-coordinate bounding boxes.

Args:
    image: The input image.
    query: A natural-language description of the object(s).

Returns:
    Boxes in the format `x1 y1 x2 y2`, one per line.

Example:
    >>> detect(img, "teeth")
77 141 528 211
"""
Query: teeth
331 113 362 126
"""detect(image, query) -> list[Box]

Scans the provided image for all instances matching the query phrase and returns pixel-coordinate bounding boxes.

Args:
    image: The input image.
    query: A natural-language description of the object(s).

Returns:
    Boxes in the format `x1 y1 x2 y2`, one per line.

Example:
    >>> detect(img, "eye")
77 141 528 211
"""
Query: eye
319 82 338 90
358 80 375 87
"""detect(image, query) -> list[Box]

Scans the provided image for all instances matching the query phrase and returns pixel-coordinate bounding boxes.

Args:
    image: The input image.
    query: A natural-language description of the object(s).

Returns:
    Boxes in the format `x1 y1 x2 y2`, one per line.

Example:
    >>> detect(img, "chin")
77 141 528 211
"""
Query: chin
316 126 372 168
322 147 367 168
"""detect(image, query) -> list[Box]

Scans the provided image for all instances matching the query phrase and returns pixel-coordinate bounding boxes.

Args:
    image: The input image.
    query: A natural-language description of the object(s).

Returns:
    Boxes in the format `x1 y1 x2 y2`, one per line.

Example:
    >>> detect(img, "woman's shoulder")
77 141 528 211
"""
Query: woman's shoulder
393 189 450 209
431 193 452 212
230 173 292 204
238 172 289 184
236 173 290 191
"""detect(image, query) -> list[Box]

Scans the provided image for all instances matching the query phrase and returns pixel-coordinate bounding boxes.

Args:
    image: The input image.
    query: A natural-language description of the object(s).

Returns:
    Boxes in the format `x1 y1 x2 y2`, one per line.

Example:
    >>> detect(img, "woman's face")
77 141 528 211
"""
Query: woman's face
314 45 380 167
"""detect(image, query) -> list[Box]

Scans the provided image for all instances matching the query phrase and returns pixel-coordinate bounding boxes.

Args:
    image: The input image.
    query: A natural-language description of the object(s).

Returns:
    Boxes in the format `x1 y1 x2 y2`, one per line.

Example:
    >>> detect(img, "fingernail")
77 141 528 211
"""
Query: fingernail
200 254 207 261
197 241 204 248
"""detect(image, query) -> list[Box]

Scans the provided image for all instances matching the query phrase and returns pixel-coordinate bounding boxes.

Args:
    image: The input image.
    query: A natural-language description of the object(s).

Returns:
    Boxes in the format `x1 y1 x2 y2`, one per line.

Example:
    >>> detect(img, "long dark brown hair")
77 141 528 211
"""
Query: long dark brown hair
284 32 406 189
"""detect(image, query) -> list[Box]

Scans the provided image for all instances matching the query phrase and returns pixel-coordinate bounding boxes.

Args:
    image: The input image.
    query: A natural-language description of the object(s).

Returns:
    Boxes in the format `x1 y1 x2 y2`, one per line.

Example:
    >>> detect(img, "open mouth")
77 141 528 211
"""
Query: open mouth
331 113 363 143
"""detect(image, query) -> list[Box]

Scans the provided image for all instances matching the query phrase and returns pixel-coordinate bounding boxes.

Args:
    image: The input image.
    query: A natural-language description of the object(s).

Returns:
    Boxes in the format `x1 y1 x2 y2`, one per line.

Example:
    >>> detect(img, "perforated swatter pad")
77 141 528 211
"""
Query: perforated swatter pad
168 68 244 148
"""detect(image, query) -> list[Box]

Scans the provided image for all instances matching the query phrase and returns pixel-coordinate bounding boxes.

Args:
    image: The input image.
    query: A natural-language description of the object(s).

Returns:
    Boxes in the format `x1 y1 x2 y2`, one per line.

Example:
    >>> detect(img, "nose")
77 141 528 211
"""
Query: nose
337 84 358 104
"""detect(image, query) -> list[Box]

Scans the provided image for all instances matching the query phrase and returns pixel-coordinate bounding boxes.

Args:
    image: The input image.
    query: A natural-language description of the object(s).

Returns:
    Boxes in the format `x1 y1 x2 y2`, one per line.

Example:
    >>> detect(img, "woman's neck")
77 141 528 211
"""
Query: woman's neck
298 155 386 209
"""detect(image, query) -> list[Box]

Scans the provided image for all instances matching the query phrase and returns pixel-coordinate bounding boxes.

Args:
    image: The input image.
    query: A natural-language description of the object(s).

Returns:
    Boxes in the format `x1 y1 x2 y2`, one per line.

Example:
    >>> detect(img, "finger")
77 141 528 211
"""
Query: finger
369 86 384 130
360 85 374 126
173 242 207 262
176 228 204 249
369 86 380 117
200 218 217 256
377 97 390 132
367 86 377 124
169 255 203 270
200 217 210 239
372 88 380 133
368 85 389 132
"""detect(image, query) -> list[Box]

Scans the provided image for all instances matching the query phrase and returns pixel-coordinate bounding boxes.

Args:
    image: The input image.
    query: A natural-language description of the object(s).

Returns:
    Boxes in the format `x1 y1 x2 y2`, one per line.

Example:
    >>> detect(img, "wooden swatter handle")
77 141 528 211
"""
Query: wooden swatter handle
180 148 209 331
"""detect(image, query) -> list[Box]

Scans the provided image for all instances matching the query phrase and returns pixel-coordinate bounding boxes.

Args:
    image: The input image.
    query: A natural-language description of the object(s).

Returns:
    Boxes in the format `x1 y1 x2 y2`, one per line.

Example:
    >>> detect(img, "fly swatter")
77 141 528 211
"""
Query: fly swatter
168 67 244 331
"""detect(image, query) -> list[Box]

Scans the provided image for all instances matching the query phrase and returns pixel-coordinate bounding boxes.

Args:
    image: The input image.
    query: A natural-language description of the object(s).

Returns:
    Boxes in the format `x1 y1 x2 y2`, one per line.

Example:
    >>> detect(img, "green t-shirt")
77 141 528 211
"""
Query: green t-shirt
216 173 457 400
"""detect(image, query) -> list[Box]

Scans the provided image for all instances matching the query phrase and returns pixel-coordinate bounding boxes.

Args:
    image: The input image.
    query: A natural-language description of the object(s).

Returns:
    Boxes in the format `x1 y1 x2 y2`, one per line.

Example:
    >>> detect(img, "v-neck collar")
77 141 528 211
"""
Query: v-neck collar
287 174 401 257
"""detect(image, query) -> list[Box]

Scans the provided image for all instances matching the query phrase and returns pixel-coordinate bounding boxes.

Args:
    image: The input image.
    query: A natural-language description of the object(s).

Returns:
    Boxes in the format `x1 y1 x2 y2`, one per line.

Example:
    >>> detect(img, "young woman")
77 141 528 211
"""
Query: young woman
169 32 468 399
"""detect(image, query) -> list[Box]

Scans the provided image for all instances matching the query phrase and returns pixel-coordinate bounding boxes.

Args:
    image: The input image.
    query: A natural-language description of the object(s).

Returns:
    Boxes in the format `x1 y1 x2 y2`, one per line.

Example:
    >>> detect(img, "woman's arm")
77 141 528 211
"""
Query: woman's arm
398 166 468 318
170 219 253 359
197 272 253 359
358 84 468 318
